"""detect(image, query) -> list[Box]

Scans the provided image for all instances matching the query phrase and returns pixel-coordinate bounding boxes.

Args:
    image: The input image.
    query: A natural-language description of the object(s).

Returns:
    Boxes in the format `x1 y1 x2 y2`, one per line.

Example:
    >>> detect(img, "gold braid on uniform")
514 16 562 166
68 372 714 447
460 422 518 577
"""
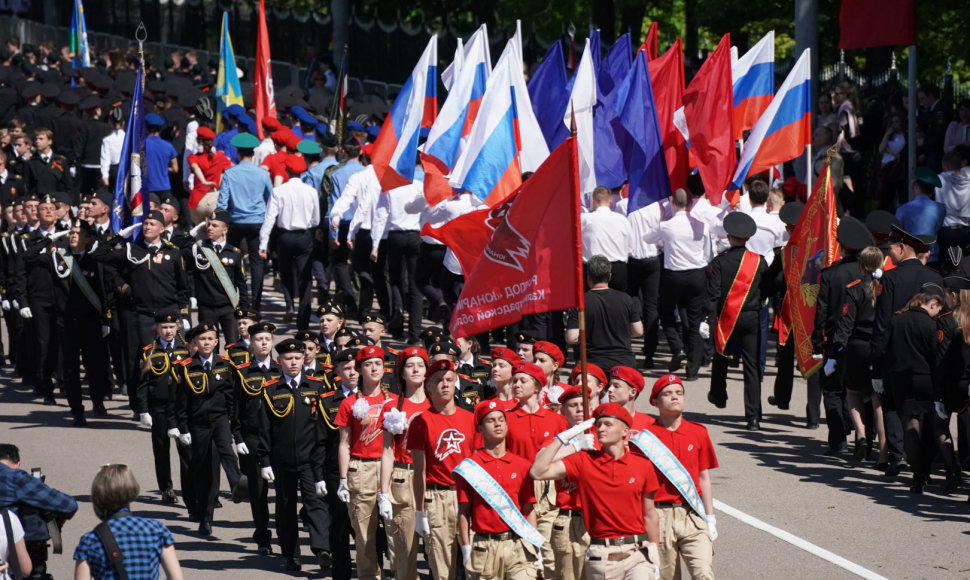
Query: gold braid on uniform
237 369 265 397
263 388 294 418
182 365 208 395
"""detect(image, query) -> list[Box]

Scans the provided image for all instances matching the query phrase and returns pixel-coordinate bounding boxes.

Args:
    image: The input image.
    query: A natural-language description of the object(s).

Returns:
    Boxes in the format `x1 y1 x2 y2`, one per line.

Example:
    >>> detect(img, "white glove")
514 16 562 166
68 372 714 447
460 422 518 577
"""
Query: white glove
1 300 9 311
118 223 142 239
101 325 110 338
181 318 190 332
571 433 596 452
260 466 275 481
315 480 328 496
707 514 718 541
415 510 430 537
139 413 152 427
935 401 947 420
699 321 710 340
533 554 543 570
11 300 17 309
811 353 823 361
189 221 206 237
18 307 32 319
462 544 472 568
166 428 180 438
378 493 393 520
49 230 70 241
178 432 192 446
236 442 250 455
336 478 350 503
872 379 884 395
823 359 837 376
556 417 596 445
190 297 198 309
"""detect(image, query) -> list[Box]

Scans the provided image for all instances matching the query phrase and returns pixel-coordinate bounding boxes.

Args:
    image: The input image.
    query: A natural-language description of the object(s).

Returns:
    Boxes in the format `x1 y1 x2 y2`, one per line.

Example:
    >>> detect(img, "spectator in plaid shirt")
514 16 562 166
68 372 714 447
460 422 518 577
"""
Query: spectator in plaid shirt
0 444 77 542
73 464 183 580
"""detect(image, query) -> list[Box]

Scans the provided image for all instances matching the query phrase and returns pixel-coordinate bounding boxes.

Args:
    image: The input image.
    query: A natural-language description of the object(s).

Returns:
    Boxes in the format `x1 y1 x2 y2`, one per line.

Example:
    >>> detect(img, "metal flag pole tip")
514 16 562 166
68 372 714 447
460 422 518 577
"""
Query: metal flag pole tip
136 22 147 46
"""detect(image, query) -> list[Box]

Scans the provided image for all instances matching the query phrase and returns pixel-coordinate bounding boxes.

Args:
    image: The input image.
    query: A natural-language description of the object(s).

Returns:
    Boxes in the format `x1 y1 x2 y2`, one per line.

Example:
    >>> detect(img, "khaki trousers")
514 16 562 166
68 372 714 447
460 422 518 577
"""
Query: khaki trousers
551 512 590 580
347 458 381 580
585 542 659 580
426 487 460 580
656 505 714 580
388 466 419 580
529 479 559 579
467 536 537 580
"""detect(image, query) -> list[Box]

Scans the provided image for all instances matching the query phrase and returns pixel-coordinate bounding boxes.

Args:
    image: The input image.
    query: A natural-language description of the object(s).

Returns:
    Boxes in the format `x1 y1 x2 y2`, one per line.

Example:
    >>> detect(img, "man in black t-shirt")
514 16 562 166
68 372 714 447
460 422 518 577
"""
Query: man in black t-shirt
566 255 642 370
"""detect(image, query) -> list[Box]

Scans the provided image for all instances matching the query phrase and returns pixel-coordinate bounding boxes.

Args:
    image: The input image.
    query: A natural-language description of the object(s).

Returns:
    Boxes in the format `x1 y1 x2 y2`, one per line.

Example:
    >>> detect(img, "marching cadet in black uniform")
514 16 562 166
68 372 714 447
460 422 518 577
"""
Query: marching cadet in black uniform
225 308 260 368
705 212 773 430
938 276 970 490
319 346 358 580
514 330 539 363
14 193 69 404
230 321 281 555
186 209 249 344
359 311 401 384
429 339 486 411
25 128 72 197
812 217 873 453
58 220 112 425
295 330 327 378
71 96 112 199
172 322 247 535
257 338 332 573
317 302 345 360
870 226 944 476
134 310 194 506
90 210 190 395
456 335 492 384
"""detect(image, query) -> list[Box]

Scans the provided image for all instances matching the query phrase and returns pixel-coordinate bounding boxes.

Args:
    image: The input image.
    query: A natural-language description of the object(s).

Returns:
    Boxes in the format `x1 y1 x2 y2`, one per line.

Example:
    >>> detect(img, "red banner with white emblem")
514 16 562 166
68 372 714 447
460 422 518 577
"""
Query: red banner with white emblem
448 138 584 338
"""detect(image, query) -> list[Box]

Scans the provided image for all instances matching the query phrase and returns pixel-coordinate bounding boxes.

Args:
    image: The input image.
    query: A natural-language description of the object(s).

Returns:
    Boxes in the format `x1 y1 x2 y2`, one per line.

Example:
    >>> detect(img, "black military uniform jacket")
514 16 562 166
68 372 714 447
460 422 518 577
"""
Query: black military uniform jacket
829 279 876 354
871 258 943 365
318 381 351 478
257 374 329 479
225 340 251 368
883 307 939 392
811 255 860 355
25 152 72 194
90 237 189 317
14 229 68 309
186 239 250 310
231 357 282 444
134 338 190 419
54 248 110 322
72 116 112 167
705 245 770 318
173 353 235 433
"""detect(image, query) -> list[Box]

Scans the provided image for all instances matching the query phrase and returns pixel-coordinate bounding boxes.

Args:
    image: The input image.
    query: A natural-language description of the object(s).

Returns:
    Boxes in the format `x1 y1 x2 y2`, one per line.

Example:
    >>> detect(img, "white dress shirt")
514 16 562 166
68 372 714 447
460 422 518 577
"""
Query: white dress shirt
259 178 321 250
744 206 786 265
181 118 200 189
627 201 665 260
581 205 633 262
100 129 125 180
332 165 380 239
372 179 424 241
643 210 714 271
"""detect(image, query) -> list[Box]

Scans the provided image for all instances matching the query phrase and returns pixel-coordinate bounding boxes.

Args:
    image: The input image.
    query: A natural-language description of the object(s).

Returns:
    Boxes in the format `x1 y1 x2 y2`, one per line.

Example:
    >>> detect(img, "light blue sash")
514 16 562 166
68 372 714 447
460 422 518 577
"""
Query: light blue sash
629 430 707 523
58 250 101 312
452 457 545 548
199 243 240 307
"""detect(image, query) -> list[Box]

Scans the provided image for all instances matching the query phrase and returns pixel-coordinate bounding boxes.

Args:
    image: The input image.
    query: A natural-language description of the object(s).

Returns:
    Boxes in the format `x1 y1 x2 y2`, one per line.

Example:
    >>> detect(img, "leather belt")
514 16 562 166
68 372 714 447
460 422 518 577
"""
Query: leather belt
352 456 381 463
393 461 413 470
559 509 583 518
427 483 455 491
474 531 517 541
589 533 649 546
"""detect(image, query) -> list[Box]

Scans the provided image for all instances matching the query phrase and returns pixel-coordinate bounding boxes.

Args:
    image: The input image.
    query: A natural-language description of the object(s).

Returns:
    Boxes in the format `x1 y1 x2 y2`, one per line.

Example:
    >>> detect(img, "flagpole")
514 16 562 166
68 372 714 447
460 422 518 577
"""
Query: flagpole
329 45 349 141
570 105 590 421
805 143 812 197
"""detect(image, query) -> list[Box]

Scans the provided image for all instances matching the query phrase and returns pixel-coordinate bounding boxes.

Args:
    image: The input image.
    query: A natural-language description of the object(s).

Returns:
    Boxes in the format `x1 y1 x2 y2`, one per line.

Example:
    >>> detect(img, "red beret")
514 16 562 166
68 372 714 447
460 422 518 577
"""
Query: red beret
270 129 290 146
284 133 303 151
513 361 546 387
284 154 307 175
474 399 506 425
355 345 384 368
569 363 607 386
593 402 632 427
398 346 429 366
490 347 520 365
533 341 564 366
559 385 588 403
196 127 215 140
650 374 683 403
610 366 645 394
427 359 455 377
262 116 282 130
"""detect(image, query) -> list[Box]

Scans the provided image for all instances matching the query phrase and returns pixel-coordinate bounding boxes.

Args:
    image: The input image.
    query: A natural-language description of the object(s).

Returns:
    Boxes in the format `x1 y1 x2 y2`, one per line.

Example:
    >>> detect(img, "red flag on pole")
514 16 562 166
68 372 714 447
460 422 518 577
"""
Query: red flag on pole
253 0 276 139
839 0 916 49
649 38 688 193
682 34 735 205
639 22 658 61
448 137 584 338
782 160 839 377
420 206 492 275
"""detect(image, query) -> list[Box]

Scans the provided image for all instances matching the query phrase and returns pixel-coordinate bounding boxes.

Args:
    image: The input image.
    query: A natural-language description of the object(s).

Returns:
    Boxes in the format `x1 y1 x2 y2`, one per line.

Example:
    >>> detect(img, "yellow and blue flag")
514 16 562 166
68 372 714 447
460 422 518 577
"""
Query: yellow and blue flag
70 0 91 71
216 12 244 132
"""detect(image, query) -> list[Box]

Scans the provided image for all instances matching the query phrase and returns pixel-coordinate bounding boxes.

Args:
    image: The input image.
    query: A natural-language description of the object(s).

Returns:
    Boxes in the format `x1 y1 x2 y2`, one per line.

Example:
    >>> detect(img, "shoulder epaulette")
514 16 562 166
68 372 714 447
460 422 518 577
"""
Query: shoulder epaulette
306 375 323 382
178 358 192 366
320 363 334 371
481 359 492 366
320 391 336 398
458 373 473 380
263 377 279 386
386 347 399 355
225 342 236 350
846 279 861 288
218 354 230 361
235 361 251 369
142 344 154 351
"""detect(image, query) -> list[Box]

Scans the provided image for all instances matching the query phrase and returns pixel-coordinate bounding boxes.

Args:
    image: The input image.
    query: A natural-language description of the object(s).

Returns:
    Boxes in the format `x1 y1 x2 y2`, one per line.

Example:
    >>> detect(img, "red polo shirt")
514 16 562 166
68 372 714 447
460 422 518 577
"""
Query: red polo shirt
630 412 655 435
562 449 660 539
646 419 718 504
456 449 536 534
382 398 432 465
407 407 476 486
504 403 568 459
335 392 398 459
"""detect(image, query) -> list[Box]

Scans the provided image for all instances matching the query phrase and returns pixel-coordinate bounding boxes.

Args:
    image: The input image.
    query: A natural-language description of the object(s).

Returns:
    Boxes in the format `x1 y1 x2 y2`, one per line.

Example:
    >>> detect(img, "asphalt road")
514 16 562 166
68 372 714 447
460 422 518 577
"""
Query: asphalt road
1 290 968 579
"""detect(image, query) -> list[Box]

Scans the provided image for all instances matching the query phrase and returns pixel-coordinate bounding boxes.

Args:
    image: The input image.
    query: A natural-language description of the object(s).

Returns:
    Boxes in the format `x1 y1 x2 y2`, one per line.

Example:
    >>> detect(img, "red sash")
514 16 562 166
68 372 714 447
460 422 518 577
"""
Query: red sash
715 250 760 355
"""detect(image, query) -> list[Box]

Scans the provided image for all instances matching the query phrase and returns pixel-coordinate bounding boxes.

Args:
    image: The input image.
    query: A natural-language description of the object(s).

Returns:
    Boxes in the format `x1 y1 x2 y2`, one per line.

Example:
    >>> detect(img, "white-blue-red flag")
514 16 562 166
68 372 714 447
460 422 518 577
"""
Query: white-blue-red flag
111 51 146 241
732 31 774 139
372 36 438 192
730 49 812 190
565 37 598 194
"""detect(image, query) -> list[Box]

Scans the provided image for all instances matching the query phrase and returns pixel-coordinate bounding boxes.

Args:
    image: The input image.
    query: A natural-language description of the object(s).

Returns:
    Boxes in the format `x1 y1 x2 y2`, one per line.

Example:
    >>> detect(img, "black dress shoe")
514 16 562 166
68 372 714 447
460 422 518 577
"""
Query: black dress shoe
257 544 272 556
162 489 178 504
283 557 301 571
668 352 685 372
684 373 699 382
231 475 249 503
198 520 212 536
214 499 223 508
316 550 332 569
885 460 904 477
72 415 88 427
746 419 760 431
92 402 108 416
806 422 820 430
642 359 655 370
43 395 56 406
853 438 868 461
767 396 790 410
909 475 925 494
707 392 726 409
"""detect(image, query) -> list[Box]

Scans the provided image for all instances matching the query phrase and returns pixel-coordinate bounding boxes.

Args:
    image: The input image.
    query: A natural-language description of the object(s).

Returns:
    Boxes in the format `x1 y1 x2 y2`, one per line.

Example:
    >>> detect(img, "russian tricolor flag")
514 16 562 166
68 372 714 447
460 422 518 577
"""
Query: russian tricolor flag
372 36 438 192
421 25 490 207
448 46 523 207
732 31 774 139
730 49 812 190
